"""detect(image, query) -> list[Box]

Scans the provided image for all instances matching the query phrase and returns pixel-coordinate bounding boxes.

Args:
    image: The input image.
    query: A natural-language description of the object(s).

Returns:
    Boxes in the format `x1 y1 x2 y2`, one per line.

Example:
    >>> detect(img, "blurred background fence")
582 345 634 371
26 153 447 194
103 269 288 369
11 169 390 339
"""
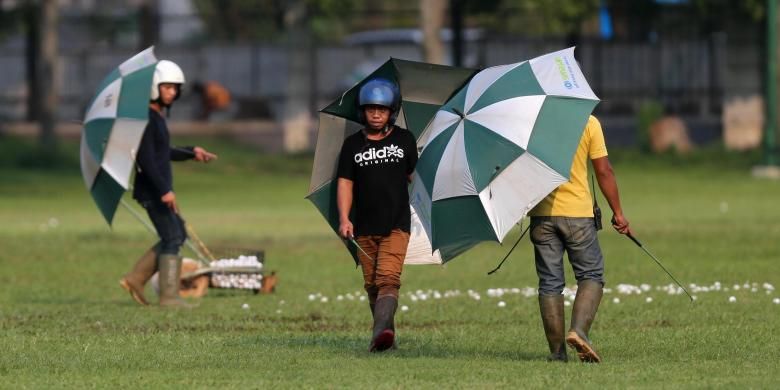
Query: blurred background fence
0 0 770 152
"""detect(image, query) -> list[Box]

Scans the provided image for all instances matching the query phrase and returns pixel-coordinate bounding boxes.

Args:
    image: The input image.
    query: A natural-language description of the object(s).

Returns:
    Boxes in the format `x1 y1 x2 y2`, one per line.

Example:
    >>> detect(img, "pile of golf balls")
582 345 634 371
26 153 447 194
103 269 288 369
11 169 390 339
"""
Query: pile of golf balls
209 255 263 290
211 272 263 290
209 255 263 270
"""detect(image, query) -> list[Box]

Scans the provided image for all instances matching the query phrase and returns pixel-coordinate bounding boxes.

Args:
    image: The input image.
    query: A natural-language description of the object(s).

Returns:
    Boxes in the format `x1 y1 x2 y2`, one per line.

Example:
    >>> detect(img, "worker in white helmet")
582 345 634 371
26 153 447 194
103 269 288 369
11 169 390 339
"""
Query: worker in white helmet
119 60 217 307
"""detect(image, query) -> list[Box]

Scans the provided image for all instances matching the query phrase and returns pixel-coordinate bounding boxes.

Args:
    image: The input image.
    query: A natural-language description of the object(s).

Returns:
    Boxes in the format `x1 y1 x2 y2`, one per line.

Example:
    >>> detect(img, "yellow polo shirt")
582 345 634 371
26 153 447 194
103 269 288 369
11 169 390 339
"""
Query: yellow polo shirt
529 115 608 217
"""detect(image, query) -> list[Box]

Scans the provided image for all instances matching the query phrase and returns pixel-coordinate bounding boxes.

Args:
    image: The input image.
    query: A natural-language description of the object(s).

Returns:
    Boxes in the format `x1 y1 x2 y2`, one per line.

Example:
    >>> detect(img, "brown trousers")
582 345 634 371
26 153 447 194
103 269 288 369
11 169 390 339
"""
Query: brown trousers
356 229 410 304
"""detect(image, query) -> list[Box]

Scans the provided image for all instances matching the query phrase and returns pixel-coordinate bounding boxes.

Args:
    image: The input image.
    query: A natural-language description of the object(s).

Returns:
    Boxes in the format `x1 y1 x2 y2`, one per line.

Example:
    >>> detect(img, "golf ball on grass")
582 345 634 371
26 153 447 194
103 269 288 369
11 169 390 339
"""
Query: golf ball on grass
241 303 250 310
401 305 409 312
612 297 620 304
773 298 780 305
729 296 737 303
645 297 653 303
497 301 506 308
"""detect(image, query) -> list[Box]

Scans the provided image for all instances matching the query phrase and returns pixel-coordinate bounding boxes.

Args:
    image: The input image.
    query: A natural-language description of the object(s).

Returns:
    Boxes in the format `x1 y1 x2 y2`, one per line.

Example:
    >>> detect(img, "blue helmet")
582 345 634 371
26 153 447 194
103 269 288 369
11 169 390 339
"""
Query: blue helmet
358 78 400 111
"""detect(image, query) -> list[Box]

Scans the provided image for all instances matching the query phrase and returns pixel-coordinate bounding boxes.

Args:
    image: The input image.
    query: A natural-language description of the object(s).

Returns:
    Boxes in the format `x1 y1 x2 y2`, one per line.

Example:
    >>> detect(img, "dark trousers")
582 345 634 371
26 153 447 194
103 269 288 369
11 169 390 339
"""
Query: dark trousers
530 216 605 295
141 199 187 255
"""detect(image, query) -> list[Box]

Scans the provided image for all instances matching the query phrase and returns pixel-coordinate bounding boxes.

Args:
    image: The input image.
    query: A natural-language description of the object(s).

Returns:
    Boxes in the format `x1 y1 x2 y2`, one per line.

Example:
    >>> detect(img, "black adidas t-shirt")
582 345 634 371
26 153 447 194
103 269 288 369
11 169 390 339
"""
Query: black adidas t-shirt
337 126 418 236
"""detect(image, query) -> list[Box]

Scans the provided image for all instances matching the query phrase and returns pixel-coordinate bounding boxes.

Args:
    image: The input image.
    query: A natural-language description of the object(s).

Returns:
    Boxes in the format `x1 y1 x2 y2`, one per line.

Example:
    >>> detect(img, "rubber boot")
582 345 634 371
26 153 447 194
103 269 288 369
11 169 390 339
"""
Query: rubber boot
369 296 397 352
566 280 603 363
157 254 193 308
118 243 160 306
539 294 568 362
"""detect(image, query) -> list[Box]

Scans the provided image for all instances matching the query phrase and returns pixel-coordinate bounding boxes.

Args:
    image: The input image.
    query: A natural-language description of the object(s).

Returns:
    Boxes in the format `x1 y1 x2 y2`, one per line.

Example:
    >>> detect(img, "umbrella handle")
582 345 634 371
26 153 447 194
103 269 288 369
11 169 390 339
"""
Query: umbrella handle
487 224 530 275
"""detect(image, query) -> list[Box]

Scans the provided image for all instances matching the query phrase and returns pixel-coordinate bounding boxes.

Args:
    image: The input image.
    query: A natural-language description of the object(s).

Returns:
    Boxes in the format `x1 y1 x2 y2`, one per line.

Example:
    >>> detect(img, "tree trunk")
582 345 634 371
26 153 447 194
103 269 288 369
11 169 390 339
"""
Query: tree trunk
420 0 446 64
449 0 464 67
281 0 312 153
38 0 59 151
25 3 39 122
137 0 159 50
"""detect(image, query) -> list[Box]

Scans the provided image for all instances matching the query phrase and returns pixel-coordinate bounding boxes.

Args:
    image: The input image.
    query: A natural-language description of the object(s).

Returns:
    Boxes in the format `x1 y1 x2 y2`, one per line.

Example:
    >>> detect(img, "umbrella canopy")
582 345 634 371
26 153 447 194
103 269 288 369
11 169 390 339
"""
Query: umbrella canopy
410 47 600 262
306 58 477 264
80 47 158 225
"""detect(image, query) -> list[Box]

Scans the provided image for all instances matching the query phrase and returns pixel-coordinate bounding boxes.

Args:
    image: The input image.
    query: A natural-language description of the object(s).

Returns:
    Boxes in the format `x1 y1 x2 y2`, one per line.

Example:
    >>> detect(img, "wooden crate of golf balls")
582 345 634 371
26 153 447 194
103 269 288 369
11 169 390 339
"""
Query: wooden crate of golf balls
208 250 265 293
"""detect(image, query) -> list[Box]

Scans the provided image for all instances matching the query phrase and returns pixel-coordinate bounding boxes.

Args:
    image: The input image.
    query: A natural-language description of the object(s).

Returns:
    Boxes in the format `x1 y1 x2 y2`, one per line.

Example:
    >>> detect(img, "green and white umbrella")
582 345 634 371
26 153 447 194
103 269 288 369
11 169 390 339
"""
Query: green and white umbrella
410 47 599 262
306 58 477 265
80 47 158 225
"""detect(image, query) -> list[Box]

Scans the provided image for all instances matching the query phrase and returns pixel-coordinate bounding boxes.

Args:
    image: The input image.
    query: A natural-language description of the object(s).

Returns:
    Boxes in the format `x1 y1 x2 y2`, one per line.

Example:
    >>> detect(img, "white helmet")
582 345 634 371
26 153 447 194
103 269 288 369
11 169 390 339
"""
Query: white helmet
150 60 185 101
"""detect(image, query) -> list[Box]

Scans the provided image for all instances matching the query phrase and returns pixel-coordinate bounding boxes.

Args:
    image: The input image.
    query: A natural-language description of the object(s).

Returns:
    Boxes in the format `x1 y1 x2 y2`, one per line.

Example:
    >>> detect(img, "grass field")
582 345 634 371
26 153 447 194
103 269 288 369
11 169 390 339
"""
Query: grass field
1 136 779 388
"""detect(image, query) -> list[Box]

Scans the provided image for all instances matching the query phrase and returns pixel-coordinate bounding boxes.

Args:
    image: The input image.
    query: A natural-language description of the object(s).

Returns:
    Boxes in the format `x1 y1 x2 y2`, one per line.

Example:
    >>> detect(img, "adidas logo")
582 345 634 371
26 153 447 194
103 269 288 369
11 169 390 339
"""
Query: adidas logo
354 144 405 163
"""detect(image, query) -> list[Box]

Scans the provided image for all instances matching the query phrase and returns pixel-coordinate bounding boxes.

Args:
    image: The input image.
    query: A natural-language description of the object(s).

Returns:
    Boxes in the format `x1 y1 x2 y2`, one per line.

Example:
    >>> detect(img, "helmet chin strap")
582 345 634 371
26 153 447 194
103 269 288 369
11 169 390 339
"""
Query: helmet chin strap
149 99 173 117
364 124 391 135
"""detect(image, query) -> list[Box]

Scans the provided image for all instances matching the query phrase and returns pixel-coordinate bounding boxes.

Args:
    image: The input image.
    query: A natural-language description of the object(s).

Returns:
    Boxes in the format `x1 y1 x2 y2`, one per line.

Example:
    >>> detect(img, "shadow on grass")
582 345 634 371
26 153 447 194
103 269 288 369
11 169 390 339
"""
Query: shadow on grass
234 332 542 362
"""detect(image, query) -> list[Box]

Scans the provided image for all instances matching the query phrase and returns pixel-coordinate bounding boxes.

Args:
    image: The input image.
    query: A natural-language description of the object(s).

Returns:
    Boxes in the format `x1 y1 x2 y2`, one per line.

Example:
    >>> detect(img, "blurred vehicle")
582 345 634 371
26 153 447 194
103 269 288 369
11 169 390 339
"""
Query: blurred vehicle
341 28 484 89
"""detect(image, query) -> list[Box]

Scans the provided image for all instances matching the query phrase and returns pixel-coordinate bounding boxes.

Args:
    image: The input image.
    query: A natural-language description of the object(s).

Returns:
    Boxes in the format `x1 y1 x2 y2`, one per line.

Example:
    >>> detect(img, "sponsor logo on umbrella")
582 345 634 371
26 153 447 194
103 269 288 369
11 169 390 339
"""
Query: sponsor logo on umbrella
555 56 580 89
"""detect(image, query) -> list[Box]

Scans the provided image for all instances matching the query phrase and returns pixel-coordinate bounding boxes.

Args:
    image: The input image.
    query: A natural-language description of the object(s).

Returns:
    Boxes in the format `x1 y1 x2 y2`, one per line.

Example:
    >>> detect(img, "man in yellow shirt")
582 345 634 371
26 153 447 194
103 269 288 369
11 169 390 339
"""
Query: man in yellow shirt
528 115 631 363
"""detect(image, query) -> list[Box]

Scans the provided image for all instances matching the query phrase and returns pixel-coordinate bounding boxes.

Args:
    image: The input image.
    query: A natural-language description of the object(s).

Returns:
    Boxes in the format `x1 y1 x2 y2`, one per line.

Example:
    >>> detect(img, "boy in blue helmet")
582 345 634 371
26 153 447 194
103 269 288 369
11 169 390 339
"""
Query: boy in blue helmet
336 77 418 352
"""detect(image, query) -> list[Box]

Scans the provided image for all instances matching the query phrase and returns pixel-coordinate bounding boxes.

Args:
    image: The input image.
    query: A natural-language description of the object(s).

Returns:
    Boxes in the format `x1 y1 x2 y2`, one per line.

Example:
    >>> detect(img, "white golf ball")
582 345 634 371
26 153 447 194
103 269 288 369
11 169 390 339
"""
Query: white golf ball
308 294 316 301
772 298 780 305
728 296 737 303
401 305 409 312
645 297 653 303
497 301 506 308
320 297 328 303
241 303 250 309
612 297 620 304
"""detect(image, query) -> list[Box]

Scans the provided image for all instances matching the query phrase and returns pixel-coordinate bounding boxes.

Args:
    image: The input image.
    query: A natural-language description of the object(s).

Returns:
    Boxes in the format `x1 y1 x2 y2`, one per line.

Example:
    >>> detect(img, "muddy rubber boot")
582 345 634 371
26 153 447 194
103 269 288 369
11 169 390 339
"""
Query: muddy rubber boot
539 294 568 362
369 296 397 352
119 243 160 306
566 280 603 363
388 303 399 350
157 254 193 308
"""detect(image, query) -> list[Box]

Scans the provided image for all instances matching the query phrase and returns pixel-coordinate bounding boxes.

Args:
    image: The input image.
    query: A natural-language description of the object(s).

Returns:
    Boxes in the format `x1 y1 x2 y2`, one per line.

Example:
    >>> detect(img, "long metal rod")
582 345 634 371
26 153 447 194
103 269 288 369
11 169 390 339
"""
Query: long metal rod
119 199 209 264
184 222 216 262
627 233 693 302
349 237 373 261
